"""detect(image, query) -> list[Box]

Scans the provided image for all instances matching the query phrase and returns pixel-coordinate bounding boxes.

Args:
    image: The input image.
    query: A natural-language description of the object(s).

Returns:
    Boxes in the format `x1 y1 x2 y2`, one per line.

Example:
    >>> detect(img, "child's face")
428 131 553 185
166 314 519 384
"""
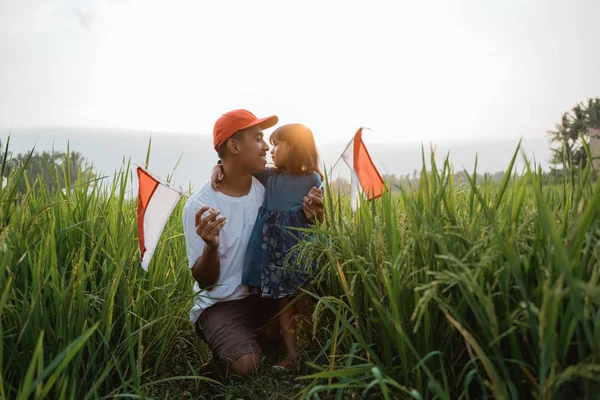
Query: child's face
270 139 289 168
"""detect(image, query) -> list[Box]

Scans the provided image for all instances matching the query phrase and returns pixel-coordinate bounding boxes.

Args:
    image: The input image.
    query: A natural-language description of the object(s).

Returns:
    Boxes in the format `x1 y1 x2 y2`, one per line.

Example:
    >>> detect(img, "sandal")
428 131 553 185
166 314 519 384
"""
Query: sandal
272 355 296 372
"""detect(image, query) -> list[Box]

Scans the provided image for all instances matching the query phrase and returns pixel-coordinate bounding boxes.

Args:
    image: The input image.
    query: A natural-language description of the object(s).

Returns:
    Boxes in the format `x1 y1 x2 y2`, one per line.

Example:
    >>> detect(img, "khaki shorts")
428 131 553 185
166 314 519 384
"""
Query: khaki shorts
195 295 280 363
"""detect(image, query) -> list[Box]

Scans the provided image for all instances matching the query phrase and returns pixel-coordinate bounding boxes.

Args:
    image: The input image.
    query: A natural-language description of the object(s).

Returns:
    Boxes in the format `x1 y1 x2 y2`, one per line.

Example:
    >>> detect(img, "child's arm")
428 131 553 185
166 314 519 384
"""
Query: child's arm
210 162 224 191
303 173 324 223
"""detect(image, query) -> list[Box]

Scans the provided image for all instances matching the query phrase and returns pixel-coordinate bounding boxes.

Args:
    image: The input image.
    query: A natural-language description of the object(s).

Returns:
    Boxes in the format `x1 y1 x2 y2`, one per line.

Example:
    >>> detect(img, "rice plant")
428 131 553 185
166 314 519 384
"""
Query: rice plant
2 136 599 399
297 144 600 399
0 139 208 399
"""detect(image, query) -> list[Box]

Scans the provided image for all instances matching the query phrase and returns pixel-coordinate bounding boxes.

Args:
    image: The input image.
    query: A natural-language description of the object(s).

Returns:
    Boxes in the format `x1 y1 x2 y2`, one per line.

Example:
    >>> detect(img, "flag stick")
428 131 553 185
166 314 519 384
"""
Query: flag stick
330 135 355 173
328 127 371 174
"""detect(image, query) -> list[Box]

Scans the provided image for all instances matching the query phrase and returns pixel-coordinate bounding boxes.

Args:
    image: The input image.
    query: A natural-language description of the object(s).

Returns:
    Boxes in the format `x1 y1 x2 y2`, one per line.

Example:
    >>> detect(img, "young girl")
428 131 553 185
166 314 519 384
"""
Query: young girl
212 123 323 370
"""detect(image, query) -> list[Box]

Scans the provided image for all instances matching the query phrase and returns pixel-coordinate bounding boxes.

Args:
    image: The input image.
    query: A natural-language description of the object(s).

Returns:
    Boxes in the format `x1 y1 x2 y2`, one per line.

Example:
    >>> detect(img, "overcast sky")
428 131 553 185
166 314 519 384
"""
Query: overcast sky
1 0 599 144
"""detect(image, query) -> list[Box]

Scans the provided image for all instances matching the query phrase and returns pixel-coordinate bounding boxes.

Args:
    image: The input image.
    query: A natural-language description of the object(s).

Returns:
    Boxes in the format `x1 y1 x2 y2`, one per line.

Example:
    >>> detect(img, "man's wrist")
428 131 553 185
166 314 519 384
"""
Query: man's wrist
205 241 219 250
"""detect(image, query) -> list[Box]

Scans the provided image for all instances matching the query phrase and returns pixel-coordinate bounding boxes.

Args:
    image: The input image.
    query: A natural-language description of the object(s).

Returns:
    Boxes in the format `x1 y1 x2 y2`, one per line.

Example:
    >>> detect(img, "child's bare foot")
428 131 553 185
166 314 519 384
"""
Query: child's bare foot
273 354 296 372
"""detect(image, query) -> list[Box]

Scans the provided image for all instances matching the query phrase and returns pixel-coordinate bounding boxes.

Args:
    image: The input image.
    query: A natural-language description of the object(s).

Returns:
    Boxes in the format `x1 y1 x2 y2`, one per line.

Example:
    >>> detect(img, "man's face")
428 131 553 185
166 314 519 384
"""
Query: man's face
233 126 270 173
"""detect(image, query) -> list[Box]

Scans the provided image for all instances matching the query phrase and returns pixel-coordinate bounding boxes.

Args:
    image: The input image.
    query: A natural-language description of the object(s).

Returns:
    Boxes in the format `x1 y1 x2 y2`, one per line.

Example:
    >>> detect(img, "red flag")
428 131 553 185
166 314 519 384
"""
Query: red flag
137 167 182 271
353 128 385 200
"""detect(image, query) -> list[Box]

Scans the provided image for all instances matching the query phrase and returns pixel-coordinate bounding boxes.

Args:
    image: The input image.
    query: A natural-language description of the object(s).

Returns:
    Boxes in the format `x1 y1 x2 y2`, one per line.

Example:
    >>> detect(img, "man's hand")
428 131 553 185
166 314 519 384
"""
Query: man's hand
195 206 226 248
210 165 225 191
303 187 324 222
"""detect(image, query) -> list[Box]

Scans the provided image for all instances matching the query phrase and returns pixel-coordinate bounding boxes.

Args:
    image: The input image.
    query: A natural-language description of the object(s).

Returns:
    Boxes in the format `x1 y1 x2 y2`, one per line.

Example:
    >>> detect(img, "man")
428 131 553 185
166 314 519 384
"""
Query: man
182 109 324 380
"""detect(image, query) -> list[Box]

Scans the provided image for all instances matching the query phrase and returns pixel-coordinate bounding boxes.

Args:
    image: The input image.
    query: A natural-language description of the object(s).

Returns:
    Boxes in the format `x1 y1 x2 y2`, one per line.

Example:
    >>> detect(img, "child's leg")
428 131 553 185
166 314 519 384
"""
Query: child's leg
295 295 314 341
279 297 298 361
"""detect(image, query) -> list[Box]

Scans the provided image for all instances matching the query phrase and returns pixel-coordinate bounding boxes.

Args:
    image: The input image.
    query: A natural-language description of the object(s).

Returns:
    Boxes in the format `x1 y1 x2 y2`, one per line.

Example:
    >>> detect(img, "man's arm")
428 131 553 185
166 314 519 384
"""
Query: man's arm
191 243 220 289
190 206 227 289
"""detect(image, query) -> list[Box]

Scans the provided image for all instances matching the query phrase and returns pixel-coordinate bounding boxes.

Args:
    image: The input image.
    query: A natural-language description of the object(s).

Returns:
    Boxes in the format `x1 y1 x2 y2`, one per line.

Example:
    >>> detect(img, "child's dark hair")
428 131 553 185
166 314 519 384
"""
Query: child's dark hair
270 124 323 180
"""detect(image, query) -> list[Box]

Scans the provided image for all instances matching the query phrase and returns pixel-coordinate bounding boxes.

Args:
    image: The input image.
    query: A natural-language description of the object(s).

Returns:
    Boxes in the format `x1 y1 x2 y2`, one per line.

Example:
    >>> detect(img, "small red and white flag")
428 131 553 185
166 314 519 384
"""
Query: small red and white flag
338 127 386 211
137 167 183 271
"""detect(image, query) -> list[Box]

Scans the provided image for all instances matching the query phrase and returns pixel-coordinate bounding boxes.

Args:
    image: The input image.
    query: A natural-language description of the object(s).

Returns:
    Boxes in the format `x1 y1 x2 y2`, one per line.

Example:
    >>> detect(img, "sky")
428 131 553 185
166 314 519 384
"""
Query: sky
1 0 600 145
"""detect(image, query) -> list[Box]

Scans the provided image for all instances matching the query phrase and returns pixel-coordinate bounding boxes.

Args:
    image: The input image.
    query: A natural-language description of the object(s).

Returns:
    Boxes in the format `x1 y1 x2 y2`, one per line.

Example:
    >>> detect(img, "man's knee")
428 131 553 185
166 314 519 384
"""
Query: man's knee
263 316 282 338
229 353 262 378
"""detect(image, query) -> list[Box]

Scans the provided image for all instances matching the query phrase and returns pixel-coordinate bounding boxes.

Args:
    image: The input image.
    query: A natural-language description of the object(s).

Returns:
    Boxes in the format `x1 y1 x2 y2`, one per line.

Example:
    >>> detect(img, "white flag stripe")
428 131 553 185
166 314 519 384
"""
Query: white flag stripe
342 156 362 212
140 183 181 271
340 137 364 212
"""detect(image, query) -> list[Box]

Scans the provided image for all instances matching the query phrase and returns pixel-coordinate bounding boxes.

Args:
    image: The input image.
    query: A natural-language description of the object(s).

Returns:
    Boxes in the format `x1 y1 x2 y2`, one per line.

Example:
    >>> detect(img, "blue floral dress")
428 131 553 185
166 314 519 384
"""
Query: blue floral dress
242 168 321 299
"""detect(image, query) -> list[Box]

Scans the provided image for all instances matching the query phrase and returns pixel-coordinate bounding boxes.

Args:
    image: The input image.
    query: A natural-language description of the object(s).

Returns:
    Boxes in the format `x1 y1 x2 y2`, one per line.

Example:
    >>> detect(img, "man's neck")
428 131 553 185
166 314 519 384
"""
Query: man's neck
217 162 254 197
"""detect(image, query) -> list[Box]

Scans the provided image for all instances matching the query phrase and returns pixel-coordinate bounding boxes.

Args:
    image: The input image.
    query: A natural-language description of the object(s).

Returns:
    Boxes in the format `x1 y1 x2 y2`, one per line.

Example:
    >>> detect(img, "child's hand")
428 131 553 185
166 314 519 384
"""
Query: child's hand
303 187 324 222
306 186 322 204
211 164 224 191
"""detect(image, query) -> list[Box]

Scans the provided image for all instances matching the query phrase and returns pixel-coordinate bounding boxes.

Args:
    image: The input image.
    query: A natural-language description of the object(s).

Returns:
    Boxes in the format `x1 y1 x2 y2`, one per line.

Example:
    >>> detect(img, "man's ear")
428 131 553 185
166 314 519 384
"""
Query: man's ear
227 139 241 155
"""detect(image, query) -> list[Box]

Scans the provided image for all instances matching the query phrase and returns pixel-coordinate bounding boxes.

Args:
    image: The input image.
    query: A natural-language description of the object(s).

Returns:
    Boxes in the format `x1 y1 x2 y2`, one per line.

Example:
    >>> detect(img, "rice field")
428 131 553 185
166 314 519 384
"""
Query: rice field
1 140 599 399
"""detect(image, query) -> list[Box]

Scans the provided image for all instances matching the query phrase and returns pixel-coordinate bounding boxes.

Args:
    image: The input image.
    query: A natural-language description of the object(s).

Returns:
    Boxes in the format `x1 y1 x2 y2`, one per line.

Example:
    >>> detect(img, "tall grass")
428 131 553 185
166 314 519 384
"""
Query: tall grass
2 137 600 399
0 139 202 399
298 144 600 399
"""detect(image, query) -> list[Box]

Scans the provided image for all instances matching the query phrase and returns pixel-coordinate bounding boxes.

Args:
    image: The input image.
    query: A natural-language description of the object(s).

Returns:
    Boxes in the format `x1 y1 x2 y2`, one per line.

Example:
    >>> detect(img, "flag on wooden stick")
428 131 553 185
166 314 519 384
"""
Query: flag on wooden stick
337 128 386 211
137 167 182 271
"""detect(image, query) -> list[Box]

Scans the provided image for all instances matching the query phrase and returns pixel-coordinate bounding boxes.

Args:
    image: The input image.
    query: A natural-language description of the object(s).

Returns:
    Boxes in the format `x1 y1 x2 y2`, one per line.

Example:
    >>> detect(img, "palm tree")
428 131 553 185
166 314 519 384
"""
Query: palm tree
587 98 600 130
587 98 600 169
547 97 600 168
548 112 574 165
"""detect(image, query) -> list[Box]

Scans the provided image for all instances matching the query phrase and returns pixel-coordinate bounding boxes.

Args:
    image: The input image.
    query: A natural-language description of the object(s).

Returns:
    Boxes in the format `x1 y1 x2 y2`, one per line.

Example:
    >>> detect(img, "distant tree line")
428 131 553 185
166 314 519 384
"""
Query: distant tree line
0 140 95 194
327 170 512 194
4 95 597 198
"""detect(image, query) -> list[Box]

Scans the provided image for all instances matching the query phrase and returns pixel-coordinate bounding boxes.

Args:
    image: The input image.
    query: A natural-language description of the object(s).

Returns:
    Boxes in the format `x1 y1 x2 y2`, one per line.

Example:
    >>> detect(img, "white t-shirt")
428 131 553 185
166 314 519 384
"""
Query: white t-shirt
182 177 265 323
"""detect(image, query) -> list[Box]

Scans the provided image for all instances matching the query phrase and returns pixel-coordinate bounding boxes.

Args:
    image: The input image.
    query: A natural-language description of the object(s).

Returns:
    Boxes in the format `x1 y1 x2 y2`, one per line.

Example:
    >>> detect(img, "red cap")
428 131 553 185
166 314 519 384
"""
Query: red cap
213 109 278 151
